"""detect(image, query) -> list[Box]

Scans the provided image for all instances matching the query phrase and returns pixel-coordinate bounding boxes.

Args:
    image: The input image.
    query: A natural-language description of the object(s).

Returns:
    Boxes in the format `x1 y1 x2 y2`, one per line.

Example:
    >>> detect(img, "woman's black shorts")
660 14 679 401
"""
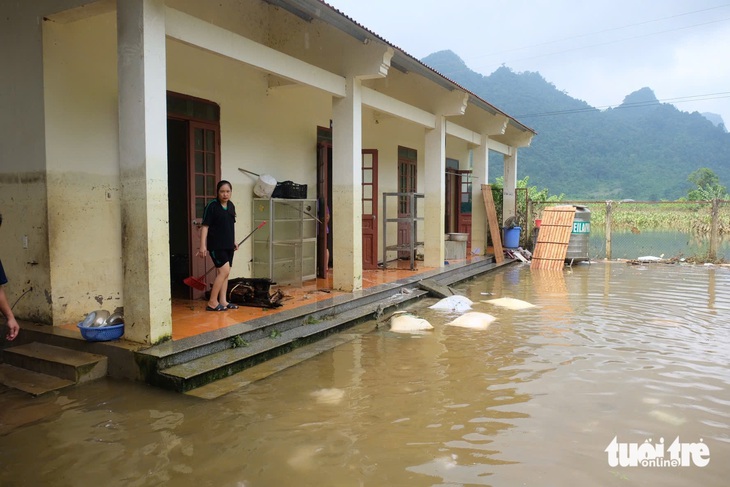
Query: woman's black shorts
210 249 234 268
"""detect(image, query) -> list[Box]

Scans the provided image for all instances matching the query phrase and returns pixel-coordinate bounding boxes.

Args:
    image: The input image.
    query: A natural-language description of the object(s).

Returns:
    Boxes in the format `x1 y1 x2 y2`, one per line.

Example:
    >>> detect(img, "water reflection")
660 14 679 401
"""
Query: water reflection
1 262 729 486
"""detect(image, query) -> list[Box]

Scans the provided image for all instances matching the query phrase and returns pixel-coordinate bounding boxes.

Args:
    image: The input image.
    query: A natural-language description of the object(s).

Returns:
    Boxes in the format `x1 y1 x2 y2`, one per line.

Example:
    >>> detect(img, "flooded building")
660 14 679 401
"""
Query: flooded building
1 0 535 346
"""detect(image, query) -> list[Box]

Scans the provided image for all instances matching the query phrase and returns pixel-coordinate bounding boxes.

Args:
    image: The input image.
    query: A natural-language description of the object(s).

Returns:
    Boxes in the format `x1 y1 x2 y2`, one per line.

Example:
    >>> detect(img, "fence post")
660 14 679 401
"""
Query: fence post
605 200 612 260
709 198 719 262
526 198 533 248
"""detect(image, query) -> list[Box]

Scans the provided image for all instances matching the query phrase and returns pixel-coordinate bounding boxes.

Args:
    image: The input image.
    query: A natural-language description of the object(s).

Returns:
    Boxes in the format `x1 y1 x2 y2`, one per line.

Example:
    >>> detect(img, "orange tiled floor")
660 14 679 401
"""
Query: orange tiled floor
171 262 436 339
59 260 442 341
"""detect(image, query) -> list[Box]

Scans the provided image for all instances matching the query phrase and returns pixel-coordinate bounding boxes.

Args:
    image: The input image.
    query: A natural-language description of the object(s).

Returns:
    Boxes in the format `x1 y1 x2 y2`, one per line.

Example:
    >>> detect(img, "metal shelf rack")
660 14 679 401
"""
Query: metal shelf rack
382 192 424 270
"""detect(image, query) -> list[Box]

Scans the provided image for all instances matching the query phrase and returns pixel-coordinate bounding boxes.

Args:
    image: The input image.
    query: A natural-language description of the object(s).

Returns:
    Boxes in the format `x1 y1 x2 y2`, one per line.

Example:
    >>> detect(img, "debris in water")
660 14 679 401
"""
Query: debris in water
428 295 473 312
482 297 536 310
649 409 686 426
310 388 346 405
446 312 496 330
390 312 433 333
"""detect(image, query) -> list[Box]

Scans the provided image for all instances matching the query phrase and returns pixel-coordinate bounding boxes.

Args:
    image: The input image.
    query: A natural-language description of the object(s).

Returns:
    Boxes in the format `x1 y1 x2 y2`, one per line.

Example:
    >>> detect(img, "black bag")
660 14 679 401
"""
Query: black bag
227 278 284 308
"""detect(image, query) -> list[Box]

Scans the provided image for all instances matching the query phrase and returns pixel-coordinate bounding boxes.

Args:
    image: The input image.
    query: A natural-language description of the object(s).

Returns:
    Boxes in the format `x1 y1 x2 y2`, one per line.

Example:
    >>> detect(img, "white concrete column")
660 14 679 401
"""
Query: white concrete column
423 115 446 268
503 151 518 223
332 76 363 292
470 135 489 254
117 0 171 344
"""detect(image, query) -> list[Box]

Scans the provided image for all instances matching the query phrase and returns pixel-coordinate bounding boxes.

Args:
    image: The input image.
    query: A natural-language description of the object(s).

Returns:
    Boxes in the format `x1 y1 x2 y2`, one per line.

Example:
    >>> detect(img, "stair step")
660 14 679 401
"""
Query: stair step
158 295 403 392
160 318 341 381
0 363 75 396
186 333 360 399
2 342 108 383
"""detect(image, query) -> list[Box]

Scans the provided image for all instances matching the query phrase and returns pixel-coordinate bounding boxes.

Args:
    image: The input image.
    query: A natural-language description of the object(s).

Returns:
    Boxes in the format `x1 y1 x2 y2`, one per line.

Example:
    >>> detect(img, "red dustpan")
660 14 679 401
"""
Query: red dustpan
184 221 267 291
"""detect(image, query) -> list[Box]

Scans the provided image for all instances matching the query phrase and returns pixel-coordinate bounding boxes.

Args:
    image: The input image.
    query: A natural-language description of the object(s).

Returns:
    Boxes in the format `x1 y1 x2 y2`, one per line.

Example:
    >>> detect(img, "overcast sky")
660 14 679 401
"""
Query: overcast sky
324 0 730 127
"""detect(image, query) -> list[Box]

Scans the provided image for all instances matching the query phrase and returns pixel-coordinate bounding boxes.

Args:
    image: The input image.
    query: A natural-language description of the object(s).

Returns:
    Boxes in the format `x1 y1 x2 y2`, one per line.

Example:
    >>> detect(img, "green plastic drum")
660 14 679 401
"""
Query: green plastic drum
566 206 591 262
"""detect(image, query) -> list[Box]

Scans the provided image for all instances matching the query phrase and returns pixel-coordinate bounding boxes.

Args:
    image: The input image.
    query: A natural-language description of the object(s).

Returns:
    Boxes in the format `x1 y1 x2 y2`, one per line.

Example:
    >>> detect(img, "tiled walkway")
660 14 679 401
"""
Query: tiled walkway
59 260 442 340
170 261 437 339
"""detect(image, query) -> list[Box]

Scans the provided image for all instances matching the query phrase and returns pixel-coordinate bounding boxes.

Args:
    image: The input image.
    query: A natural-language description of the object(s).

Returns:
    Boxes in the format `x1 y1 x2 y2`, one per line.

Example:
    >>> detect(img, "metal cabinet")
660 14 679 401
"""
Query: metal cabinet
252 198 317 285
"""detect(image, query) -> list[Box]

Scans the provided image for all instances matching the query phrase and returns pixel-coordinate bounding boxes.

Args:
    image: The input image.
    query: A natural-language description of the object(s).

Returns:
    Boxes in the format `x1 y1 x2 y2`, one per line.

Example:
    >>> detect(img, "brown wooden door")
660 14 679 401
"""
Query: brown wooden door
397 147 417 259
362 149 378 269
457 170 473 247
189 121 220 298
445 159 459 233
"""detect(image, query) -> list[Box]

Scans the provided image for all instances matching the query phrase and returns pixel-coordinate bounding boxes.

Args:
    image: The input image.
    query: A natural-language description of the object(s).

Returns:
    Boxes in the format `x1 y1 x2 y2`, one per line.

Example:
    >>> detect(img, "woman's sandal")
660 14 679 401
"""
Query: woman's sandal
225 303 239 310
206 304 226 312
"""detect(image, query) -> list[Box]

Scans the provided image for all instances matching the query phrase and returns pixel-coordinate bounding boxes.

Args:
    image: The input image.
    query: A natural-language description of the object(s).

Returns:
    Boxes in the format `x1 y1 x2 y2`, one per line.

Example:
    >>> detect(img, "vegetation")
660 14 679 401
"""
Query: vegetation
423 51 730 201
304 315 321 325
492 175 563 226
683 168 729 201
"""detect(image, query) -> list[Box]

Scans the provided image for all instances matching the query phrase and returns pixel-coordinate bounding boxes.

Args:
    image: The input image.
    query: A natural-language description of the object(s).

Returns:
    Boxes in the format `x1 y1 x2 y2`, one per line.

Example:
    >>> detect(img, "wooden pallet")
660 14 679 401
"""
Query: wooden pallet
481 184 504 264
531 205 576 270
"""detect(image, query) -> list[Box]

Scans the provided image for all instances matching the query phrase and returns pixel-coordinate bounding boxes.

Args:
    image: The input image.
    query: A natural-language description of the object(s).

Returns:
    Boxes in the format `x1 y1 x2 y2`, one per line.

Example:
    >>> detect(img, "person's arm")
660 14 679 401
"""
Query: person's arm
198 225 209 257
0 286 19 341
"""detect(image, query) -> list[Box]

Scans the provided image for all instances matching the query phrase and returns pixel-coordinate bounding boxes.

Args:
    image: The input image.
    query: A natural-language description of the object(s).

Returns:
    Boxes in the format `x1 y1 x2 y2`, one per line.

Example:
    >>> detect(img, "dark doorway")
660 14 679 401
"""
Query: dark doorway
167 92 221 299
316 127 333 279
168 119 189 299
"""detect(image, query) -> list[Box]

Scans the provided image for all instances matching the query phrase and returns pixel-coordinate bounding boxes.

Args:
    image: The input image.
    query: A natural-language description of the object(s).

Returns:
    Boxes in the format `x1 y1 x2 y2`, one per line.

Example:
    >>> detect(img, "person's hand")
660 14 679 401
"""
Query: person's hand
197 248 208 258
5 317 19 341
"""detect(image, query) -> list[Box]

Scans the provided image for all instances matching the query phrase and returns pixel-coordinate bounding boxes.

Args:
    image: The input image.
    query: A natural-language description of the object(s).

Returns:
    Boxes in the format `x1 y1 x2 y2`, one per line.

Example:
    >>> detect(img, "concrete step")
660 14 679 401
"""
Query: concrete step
157 292 425 392
2 342 108 384
0 363 75 396
186 332 361 399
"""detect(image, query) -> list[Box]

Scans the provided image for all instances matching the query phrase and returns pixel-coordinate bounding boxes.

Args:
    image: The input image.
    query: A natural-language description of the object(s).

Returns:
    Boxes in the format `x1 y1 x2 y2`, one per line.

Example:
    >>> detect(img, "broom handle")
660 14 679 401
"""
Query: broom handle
200 221 267 278
237 221 267 248
238 168 260 177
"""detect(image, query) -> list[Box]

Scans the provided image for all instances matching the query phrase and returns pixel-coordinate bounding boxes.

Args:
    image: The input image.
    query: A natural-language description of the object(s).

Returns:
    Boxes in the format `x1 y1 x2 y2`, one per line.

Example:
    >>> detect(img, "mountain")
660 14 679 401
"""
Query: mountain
702 112 726 128
422 50 730 200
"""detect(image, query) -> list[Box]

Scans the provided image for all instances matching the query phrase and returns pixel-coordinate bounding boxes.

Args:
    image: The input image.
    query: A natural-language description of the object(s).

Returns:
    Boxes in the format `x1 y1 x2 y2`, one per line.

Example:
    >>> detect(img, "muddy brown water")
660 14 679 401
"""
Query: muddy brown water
1 262 729 486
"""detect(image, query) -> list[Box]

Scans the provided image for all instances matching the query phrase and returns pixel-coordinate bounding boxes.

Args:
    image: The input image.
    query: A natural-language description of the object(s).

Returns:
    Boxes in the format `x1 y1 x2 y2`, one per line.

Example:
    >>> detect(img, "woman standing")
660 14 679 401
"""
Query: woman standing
197 180 240 311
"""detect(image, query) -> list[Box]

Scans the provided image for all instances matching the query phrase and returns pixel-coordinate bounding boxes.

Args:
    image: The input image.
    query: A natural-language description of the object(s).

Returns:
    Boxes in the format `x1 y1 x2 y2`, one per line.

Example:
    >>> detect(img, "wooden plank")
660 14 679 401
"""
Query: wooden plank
418 278 455 298
481 184 504 264
531 205 575 270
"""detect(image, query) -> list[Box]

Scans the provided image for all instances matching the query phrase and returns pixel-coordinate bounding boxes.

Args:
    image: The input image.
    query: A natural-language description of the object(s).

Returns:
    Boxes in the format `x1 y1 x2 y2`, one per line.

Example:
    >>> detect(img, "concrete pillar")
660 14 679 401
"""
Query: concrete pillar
423 115 446 268
331 76 363 292
503 151 517 223
117 0 171 344
470 135 489 254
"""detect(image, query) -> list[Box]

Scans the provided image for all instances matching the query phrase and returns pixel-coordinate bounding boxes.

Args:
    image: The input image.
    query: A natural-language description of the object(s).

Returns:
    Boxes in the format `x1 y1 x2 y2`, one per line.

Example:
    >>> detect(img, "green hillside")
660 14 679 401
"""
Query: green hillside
422 50 730 200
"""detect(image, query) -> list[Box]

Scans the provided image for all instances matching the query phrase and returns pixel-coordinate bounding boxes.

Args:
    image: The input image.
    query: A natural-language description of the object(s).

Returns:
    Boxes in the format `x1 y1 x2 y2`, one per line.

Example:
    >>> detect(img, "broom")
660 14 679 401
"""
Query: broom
184 221 267 291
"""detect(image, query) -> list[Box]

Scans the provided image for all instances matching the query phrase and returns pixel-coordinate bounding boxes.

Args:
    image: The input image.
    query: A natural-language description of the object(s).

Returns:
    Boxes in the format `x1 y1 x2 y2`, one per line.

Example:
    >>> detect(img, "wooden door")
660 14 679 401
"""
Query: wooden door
188 121 220 298
457 170 473 247
397 146 417 259
445 158 459 233
362 150 378 269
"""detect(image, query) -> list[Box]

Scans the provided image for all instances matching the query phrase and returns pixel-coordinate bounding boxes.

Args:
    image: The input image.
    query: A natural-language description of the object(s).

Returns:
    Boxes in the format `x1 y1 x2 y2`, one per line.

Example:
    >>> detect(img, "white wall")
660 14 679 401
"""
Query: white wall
43 12 123 324
166 39 332 278
0 2 62 323
362 112 428 262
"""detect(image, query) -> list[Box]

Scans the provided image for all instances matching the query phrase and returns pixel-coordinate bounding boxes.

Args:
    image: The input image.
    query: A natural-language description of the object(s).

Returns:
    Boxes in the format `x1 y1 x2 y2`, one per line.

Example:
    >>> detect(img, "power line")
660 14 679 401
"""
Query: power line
514 92 730 119
508 17 730 65
467 4 730 66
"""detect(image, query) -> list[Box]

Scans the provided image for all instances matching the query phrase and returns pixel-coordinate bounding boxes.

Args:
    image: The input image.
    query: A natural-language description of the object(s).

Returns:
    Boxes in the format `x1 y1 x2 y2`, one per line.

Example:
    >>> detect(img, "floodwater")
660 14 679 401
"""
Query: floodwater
587 229 730 261
2 262 730 486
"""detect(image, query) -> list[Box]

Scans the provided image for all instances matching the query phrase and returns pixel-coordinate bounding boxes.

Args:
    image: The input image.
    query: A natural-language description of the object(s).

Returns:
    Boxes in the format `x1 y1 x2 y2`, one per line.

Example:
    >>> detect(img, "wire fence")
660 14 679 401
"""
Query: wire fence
523 199 730 262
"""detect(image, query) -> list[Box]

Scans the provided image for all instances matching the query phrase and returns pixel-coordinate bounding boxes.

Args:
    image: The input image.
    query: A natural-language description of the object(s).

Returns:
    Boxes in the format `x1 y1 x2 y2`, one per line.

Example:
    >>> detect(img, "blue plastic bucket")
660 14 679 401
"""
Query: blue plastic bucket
503 226 521 249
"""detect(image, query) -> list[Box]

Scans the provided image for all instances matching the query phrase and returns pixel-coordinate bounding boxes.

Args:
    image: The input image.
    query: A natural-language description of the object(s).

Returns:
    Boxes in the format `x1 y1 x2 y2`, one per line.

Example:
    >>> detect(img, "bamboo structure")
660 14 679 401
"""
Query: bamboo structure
531 206 576 270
